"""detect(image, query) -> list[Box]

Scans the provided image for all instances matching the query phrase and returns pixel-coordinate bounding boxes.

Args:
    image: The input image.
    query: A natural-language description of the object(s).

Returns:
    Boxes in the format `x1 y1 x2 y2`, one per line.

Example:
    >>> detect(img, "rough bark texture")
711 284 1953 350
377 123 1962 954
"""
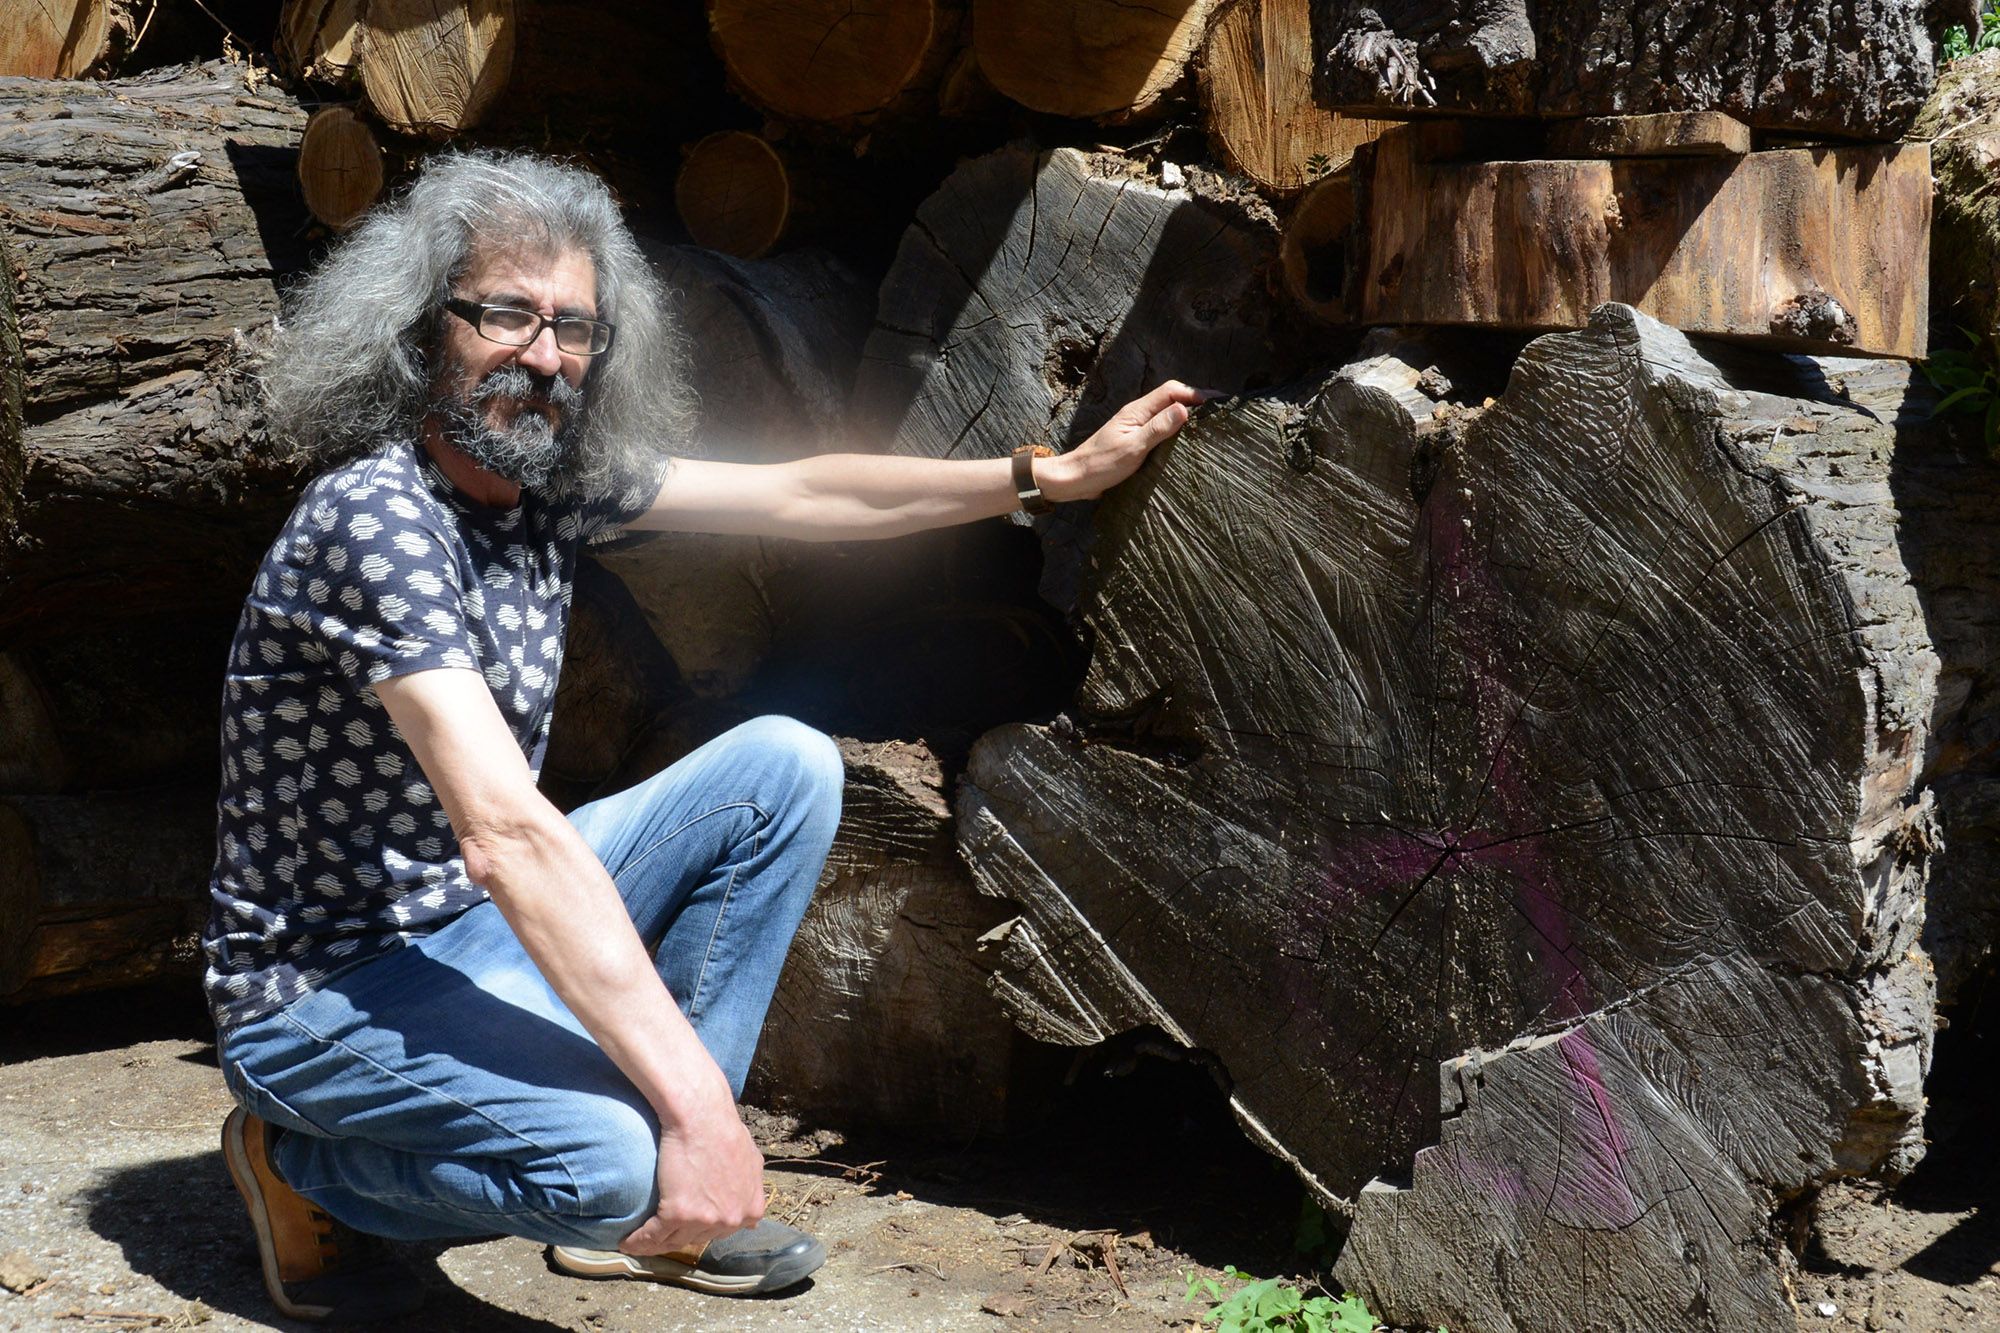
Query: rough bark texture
957 305 1936 1329
747 738 1024 1132
1914 49 2000 345
0 63 316 645
1199 0 1395 196
1311 0 1937 138
974 0 1217 121
1352 122 1931 356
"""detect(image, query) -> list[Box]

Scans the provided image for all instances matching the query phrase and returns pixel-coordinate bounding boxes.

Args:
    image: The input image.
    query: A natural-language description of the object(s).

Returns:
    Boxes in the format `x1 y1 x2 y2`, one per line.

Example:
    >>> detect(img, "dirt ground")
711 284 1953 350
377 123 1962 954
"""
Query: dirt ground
0 982 1995 1333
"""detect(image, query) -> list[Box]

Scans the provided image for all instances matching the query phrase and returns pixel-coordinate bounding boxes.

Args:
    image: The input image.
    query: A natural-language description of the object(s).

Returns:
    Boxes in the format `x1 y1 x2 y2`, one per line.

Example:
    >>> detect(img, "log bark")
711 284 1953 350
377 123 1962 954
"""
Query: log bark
297 105 387 231
705 0 965 129
1199 0 1396 196
0 63 316 645
1349 123 1931 357
747 738 1025 1132
1914 49 2000 345
1310 0 1938 138
974 0 1218 121
956 304 1939 1328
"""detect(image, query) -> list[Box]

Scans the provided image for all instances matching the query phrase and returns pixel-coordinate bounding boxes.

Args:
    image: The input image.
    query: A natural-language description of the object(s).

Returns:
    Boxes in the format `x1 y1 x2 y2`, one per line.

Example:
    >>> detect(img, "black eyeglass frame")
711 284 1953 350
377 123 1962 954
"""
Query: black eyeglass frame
443 298 616 356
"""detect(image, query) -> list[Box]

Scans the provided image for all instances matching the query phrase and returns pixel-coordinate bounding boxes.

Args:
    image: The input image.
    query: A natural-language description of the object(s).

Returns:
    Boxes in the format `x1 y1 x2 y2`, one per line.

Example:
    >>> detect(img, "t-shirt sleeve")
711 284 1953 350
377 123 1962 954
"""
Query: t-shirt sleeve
294 480 478 686
573 445 674 540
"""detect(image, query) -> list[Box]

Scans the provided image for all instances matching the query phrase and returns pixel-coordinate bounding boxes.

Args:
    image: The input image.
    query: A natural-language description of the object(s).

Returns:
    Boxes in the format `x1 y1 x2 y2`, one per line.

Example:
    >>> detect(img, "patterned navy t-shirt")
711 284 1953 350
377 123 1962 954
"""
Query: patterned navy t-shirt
202 437 665 1033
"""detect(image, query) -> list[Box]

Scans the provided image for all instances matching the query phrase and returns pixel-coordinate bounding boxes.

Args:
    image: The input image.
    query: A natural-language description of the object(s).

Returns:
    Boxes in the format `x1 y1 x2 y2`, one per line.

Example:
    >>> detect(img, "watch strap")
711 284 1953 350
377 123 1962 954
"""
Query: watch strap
1011 445 1055 516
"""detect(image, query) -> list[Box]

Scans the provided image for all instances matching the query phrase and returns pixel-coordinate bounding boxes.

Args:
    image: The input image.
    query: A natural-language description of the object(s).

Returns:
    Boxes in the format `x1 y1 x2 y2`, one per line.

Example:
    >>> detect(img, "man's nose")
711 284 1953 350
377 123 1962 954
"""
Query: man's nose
515 323 563 375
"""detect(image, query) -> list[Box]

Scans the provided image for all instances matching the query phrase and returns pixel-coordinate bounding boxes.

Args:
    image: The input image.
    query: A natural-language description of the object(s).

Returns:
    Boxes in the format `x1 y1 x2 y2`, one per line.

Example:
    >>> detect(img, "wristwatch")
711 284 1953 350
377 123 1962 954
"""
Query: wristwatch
1011 444 1055 516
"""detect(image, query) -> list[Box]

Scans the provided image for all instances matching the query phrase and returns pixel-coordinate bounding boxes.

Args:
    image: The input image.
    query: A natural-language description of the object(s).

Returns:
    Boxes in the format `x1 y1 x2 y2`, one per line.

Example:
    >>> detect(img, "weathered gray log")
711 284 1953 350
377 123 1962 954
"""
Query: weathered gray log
958 304 1939 1329
853 143 1324 608
0 63 315 643
747 738 1024 1132
1914 48 2000 344
1310 0 1937 137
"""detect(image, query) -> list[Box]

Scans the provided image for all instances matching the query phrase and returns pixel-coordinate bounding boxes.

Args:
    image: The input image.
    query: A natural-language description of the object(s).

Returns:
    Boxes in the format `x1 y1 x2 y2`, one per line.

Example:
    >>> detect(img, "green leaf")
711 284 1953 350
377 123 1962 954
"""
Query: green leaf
1934 384 1993 417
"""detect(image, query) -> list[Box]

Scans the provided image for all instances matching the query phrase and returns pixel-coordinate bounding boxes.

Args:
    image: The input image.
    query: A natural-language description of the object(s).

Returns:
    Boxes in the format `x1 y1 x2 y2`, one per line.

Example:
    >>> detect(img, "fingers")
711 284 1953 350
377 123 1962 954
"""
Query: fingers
1122 379 1209 425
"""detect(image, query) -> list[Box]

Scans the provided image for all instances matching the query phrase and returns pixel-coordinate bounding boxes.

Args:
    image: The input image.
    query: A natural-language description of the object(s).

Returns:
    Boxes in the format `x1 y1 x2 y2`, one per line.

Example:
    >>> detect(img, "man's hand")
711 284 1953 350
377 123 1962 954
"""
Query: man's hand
1040 380 1212 503
621 1075 767 1256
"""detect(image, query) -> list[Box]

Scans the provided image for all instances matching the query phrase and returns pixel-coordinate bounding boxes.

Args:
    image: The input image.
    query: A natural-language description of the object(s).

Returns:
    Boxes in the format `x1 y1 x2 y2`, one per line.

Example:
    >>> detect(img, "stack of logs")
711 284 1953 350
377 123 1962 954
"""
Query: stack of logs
5 1 2000 1328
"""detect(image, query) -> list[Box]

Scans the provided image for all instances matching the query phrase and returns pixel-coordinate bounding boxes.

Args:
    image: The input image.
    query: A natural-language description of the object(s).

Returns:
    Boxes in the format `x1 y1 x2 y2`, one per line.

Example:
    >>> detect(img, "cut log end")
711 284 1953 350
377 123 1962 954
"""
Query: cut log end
1200 0 1394 195
358 0 516 138
675 132 792 260
706 0 949 124
297 105 386 231
276 0 364 86
975 0 1217 121
0 0 112 78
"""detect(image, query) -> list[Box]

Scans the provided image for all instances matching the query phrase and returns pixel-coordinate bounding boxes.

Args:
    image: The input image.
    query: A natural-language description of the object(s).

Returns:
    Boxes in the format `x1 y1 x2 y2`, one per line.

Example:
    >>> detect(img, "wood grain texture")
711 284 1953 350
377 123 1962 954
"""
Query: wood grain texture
1198 0 1396 195
975 0 1217 121
675 132 795 259
297 105 386 230
276 0 363 86
956 305 1936 1326
1311 0 1937 137
1545 111 1752 159
707 0 959 125
358 0 516 137
1355 125 1931 356
0 0 112 78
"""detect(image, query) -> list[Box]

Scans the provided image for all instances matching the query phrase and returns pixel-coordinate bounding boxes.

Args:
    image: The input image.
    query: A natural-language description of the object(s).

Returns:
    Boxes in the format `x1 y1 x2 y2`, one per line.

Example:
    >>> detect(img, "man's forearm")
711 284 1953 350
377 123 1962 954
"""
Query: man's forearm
461 807 730 1125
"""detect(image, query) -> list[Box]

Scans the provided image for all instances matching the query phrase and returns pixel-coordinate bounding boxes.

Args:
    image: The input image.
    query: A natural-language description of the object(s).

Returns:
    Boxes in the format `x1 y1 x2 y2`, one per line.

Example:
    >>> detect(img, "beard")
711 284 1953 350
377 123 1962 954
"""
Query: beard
435 362 588 492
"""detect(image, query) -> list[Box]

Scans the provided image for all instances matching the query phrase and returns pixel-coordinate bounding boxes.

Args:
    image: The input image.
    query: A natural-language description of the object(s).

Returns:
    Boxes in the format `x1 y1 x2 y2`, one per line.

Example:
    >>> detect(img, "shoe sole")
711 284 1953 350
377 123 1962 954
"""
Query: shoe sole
549 1243 824 1295
222 1108 336 1322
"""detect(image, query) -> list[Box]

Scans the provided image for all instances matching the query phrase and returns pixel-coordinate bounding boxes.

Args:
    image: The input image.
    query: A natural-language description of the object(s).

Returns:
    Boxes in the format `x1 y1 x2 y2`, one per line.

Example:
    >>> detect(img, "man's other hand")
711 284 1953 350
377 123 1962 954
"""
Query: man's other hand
1041 380 1215 503
621 1080 767 1256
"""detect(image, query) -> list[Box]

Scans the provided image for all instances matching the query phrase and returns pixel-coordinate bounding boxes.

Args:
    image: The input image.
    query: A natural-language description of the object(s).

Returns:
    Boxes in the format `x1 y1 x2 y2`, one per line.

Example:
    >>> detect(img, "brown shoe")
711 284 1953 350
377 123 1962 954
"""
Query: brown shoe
221 1105 424 1323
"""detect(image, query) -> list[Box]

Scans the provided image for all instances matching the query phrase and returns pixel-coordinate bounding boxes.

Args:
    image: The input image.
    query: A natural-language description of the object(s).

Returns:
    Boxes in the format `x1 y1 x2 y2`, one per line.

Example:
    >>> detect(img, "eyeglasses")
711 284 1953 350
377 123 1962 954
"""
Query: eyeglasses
443 298 616 356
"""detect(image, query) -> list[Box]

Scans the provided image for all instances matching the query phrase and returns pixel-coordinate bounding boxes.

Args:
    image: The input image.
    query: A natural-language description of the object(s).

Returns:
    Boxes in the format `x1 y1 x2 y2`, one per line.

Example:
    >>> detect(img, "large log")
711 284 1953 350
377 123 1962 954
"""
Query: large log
852 143 1323 608
747 738 1025 1132
356 0 516 138
1348 122 1931 356
1310 0 1938 138
956 305 1941 1328
974 0 1218 121
0 63 315 645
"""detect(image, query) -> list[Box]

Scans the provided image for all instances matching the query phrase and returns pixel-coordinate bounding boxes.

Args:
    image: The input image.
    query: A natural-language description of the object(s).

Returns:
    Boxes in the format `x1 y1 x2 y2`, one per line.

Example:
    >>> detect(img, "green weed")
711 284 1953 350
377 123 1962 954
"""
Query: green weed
1921 327 2000 456
1181 1266 1423 1333
1941 2 2000 61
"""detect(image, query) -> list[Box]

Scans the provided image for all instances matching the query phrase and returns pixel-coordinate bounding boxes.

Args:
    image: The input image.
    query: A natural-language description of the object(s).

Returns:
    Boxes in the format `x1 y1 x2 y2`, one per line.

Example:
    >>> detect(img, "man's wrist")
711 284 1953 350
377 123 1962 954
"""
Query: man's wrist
1030 450 1084 505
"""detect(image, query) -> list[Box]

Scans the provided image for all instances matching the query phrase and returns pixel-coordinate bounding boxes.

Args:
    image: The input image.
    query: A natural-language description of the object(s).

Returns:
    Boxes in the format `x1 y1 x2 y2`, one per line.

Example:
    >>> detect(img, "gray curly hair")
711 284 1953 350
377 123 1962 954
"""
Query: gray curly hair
263 150 694 496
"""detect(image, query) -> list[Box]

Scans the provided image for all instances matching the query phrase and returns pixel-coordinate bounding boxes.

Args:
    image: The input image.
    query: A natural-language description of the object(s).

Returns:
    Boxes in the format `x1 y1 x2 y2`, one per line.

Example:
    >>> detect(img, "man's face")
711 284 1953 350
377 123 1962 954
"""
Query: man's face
433 244 598 490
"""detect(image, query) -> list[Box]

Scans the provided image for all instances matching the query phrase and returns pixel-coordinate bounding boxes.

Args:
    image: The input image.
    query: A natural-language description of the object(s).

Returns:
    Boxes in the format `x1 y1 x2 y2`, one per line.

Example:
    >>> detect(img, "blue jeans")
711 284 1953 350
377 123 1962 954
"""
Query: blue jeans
217 716 842 1248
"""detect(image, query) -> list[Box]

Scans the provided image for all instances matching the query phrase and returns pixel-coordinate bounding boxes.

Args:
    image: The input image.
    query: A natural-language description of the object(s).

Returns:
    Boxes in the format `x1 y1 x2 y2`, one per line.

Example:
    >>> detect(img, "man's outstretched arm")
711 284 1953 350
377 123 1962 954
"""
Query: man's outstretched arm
371 667 763 1258
630 380 1207 540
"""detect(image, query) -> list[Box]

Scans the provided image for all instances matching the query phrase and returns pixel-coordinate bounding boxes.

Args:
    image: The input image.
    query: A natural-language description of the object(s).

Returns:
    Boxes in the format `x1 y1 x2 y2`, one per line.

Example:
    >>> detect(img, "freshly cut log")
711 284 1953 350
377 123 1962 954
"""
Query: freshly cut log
675 133 808 259
297 105 387 230
276 0 363 87
1350 123 1930 356
0 0 113 78
958 304 1938 1329
1310 0 1937 138
706 0 963 126
0 63 315 643
975 0 1218 121
1278 172 1357 323
747 739 1024 1132
1544 110 1752 159
1199 0 1395 195
358 0 516 138
0 789 215 1001
1915 49 2000 344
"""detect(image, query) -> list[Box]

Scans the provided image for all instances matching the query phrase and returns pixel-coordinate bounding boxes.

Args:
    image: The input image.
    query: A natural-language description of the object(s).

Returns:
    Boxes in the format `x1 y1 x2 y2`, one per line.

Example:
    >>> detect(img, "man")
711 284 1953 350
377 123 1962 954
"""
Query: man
204 150 1203 1322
